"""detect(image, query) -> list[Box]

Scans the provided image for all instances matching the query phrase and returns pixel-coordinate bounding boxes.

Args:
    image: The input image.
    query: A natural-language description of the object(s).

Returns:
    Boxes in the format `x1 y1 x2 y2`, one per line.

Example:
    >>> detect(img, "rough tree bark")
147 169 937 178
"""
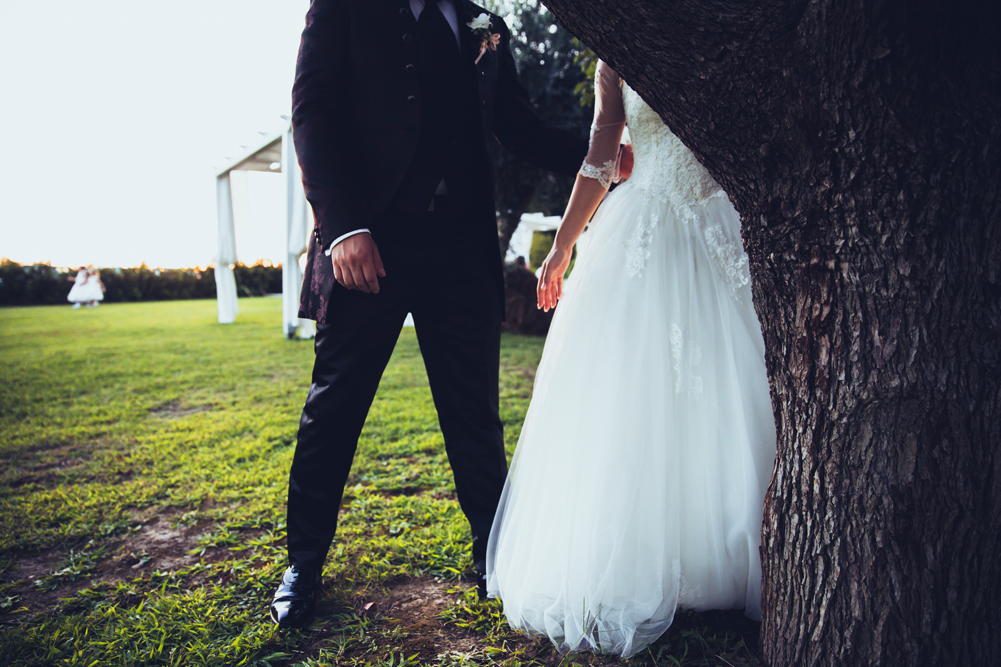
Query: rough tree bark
541 0 1000 665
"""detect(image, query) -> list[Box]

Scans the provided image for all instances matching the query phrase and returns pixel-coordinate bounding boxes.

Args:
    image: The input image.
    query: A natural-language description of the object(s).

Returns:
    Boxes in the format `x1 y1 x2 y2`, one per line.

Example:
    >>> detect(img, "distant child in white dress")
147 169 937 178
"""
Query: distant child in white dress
66 267 89 309
68 268 106 308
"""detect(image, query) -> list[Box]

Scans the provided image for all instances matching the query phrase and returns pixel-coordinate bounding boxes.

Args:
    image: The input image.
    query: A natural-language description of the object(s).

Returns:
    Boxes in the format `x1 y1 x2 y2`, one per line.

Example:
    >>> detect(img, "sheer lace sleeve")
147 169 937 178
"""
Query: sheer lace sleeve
578 60 626 189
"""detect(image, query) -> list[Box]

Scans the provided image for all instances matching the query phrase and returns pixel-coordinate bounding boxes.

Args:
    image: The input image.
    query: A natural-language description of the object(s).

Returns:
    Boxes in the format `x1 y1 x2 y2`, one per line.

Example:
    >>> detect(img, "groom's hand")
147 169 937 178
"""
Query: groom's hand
331 233 386 294
618 143 634 181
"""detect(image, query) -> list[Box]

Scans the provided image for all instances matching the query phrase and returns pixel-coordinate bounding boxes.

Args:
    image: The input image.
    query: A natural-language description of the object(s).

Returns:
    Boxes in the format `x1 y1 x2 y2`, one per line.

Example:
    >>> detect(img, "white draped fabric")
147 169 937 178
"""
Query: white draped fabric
215 173 239 324
214 263 239 324
214 119 314 336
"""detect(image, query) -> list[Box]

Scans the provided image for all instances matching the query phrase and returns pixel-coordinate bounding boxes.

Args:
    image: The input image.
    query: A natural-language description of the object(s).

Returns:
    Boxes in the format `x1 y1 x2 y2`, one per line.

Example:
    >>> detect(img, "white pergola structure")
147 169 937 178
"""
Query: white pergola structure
214 117 315 338
507 212 561 264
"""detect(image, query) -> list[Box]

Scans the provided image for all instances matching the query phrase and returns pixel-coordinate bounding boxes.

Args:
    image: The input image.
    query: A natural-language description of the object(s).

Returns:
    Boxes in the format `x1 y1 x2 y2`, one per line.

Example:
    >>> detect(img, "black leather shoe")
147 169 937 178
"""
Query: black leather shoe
270 565 321 628
474 560 487 600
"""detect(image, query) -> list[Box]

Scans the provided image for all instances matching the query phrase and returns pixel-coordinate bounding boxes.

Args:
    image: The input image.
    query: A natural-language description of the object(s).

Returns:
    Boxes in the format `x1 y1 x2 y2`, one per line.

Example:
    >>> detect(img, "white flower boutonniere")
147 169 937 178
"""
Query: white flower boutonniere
467 13 491 32
467 13 500 64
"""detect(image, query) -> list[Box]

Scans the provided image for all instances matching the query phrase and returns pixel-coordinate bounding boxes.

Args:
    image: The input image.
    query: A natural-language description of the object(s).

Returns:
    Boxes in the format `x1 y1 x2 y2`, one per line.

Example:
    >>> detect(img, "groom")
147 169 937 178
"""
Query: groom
270 0 589 627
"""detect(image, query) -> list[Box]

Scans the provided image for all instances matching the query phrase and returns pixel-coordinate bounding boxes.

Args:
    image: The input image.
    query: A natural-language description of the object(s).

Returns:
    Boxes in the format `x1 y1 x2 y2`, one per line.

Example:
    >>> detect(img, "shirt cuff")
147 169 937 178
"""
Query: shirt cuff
324 229 371 256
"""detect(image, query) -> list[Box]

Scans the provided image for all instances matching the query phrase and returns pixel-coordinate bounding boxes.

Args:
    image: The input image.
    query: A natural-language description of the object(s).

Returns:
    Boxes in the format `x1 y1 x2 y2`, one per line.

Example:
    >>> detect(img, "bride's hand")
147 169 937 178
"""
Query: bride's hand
537 244 573 312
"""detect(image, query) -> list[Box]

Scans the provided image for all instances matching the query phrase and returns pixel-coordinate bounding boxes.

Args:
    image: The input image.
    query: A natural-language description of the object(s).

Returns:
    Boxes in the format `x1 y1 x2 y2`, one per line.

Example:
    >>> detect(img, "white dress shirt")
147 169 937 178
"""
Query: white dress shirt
326 0 460 255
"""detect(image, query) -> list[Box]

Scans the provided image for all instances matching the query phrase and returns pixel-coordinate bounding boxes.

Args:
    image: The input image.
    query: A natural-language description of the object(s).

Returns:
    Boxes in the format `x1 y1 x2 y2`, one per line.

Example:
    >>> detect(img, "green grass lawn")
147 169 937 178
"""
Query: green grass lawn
0 298 759 666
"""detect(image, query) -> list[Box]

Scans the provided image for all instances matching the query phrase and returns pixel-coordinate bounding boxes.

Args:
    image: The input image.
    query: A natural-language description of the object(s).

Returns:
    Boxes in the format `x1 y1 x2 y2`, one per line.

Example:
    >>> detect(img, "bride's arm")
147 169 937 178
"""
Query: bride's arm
536 176 606 312
538 61 626 312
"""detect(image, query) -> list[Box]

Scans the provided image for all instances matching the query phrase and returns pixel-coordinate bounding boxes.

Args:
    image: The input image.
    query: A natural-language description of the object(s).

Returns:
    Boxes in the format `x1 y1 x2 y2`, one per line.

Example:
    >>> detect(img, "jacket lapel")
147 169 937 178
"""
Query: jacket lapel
455 0 485 64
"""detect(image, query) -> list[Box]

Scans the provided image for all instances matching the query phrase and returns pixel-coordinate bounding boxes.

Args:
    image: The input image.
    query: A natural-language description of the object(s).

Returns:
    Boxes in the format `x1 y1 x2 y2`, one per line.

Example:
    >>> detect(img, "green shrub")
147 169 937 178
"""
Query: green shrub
0 260 281 306
528 231 576 277
528 230 555 270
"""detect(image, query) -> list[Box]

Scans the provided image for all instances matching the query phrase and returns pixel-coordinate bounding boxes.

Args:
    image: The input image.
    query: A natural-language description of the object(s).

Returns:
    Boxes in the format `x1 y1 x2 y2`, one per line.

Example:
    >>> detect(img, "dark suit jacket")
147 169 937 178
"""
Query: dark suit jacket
293 0 589 323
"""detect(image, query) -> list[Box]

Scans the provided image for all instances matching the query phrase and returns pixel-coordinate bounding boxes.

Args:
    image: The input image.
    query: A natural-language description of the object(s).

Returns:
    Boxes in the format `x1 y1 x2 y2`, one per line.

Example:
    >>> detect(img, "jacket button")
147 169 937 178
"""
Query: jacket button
402 33 413 43
479 70 485 78
481 99 487 106
405 63 416 74
407 95 417 104
399 7 409 16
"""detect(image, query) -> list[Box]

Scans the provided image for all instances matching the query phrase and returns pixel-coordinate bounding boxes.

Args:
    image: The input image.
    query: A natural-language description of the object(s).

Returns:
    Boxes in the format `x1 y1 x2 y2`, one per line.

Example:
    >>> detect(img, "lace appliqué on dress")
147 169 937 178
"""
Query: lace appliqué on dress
579 159 619 190
703 225 751 301
678 574 704 608
669 324 703 396
669 558 707 609
624 212 658 278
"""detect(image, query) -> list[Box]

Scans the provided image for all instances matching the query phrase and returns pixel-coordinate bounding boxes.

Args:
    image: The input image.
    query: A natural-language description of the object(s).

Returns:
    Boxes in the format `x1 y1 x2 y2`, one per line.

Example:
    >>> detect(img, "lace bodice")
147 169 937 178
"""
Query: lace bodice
619 84 723 209
578 61 723 209
578 62 750 297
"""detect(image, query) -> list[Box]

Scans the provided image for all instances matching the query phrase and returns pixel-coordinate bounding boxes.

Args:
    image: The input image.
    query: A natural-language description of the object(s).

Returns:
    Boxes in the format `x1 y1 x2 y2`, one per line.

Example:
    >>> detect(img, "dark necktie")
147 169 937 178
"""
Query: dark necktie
392 0 468 215
418 0 458 56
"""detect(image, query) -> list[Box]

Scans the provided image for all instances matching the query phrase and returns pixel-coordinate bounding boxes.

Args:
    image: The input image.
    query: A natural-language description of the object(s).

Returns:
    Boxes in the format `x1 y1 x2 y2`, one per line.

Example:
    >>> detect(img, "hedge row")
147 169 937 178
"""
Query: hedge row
0 260 283 306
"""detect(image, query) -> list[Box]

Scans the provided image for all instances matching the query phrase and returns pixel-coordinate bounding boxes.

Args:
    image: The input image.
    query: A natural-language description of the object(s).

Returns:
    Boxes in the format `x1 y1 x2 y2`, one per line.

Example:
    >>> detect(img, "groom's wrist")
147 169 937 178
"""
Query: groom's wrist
324 229 372 256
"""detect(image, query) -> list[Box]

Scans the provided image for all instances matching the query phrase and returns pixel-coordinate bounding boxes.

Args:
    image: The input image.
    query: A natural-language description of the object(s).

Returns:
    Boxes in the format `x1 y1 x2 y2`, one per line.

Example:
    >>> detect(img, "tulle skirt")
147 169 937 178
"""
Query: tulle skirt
486 182 776 658
72 279 104 302
67 282 89 302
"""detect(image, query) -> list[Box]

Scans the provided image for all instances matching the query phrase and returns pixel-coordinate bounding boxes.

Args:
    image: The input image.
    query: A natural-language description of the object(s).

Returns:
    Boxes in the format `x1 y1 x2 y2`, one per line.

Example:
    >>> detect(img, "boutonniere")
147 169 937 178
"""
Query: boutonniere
467 13 500 64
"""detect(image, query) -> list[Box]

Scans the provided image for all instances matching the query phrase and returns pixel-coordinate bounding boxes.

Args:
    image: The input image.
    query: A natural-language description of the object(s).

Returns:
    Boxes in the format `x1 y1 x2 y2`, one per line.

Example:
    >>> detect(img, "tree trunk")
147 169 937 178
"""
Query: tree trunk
541 0 1001 664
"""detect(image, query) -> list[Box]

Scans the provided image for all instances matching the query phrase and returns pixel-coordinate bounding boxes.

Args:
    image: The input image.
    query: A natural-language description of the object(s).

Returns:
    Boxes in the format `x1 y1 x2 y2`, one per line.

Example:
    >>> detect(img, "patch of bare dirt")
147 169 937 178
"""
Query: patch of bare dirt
30 456 88 474
117 510 207 571
2 442 97 488
280 576 564 667
364 577 480 656
148 401 214 419
0 508 263 623
279 577 479 665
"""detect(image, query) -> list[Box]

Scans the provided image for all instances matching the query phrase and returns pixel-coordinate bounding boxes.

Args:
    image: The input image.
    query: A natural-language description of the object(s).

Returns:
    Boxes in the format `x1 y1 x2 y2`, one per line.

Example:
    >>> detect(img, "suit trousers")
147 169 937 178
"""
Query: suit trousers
286 207 506 573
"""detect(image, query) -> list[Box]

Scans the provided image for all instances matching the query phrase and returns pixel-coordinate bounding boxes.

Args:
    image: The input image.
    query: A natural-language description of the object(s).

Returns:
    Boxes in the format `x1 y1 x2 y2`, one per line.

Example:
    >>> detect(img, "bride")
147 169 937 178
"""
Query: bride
486 61 777 658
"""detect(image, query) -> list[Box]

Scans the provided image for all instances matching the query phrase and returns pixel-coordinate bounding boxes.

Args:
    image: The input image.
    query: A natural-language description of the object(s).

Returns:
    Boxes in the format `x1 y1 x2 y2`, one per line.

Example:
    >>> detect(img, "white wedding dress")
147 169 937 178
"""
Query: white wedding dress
486 62 776 658
67 269 89 304
77 273 104 304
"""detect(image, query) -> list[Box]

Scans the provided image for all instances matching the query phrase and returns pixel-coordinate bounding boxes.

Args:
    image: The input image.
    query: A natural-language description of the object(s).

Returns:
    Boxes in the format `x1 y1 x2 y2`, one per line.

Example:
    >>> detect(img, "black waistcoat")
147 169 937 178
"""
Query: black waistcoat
393 18 482 217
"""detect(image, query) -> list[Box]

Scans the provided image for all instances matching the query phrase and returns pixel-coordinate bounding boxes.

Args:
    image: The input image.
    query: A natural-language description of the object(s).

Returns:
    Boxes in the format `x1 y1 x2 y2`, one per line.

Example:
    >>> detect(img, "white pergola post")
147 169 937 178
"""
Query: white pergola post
214 118 312 336
214 173 239 324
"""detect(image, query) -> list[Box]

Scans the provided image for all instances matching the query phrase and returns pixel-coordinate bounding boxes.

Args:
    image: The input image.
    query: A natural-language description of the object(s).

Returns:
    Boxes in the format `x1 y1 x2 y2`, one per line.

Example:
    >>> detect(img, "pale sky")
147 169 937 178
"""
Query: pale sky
0 0 310 269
